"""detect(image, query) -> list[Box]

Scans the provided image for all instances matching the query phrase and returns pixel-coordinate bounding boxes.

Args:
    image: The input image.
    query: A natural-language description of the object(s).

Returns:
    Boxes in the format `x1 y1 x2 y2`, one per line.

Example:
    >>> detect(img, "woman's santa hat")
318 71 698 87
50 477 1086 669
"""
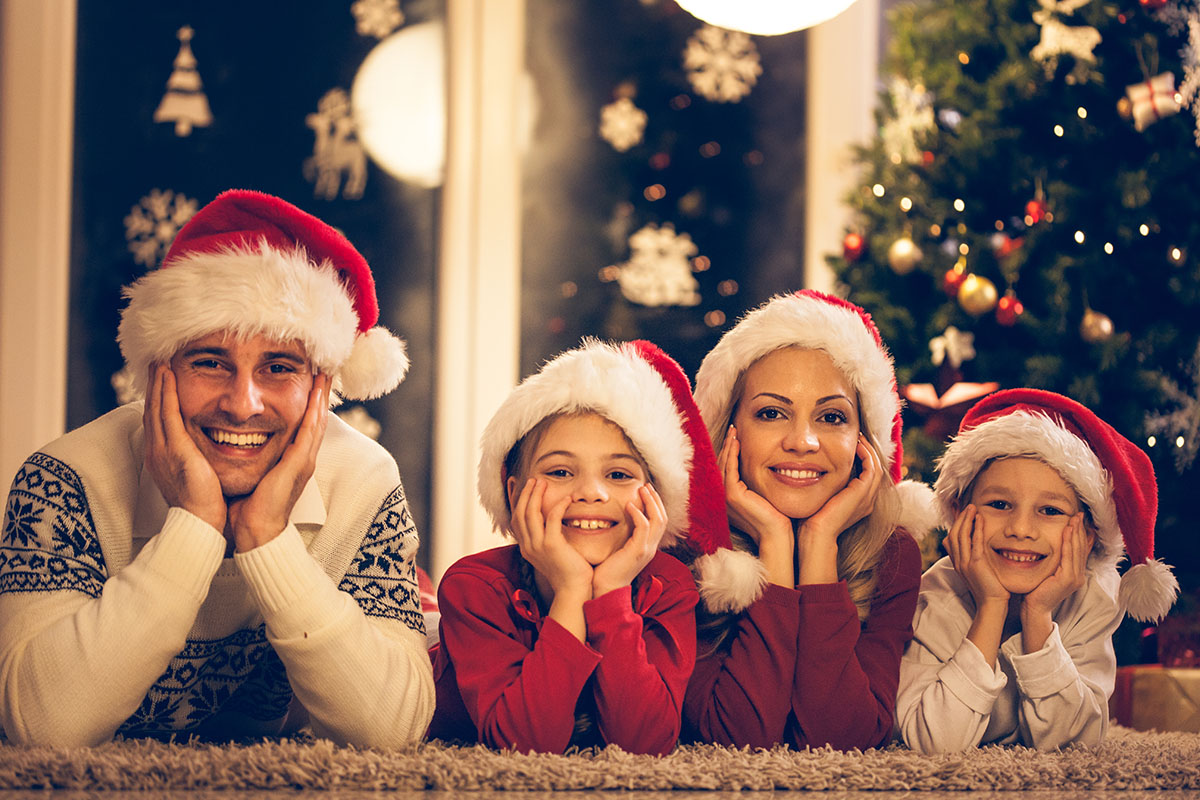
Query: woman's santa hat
477 339 730 554
118 189 408 401
690 290 938 613
935 388 1178 623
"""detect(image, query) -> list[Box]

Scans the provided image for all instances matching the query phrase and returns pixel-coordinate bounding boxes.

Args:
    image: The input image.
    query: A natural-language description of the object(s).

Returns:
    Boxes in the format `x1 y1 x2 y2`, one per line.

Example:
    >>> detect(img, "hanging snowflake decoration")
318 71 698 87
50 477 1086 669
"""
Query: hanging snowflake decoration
929 326 977 369
599 97 648 152
1178 8 1200 145
124 189 199 268
614 223 701 307
682 25 762 103
882 78 935 164
1145 341 1200 473
1029 0 1101 83
337 405 383 440
352 0 404 39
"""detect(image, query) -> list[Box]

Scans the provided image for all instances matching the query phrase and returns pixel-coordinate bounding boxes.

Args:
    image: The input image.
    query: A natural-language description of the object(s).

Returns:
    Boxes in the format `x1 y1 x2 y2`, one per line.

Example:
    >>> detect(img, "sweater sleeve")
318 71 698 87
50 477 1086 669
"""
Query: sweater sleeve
0 452 225 746
790 530 922 750
586 555 698 755
1002 577 1121 751
235 486 434 749
436 561 602 753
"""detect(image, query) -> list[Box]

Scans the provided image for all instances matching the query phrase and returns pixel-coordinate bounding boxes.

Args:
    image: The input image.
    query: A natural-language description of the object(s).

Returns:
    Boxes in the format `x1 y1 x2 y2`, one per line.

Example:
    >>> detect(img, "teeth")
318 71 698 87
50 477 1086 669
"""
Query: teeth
998 550 1044 563
775 468 820 479
565 519 613 530
209 430 268 447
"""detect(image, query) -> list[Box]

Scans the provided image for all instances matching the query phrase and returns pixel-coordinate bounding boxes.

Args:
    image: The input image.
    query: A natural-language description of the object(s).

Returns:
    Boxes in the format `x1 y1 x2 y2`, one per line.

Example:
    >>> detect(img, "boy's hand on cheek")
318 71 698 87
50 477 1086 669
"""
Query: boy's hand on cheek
1021 513 1088 652
511 478 593 599
593 484 666 598
948 505 1009 606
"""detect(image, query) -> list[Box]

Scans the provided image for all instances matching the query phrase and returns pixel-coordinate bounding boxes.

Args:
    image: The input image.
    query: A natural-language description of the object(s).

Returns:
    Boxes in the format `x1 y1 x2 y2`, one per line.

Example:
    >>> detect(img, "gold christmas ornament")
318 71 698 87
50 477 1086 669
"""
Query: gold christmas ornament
1116 96 1133 120
957 273 998 316
887 235 923 274
1080 308 1114 342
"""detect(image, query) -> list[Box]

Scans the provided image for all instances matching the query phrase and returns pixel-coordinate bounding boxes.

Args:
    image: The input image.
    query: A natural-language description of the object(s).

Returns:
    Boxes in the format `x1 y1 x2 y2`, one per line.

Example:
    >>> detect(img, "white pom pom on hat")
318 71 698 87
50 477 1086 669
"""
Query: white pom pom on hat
117 189 408 401
935 387 1178 623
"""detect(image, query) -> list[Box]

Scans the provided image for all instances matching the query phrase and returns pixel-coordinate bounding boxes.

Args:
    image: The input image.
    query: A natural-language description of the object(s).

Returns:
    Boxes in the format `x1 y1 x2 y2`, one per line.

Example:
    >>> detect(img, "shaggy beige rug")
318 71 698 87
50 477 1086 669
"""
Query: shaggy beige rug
0 726 1196 792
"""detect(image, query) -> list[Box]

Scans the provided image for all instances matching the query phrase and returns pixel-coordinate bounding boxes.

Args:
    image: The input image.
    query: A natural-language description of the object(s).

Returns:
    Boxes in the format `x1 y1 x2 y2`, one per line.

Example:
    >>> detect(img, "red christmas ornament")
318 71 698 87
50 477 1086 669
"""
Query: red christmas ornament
843 231 866 261
1025 198 1047 225
1139 0 1168 9
942 260 968 296
921 150 935 166
996 292 1025 326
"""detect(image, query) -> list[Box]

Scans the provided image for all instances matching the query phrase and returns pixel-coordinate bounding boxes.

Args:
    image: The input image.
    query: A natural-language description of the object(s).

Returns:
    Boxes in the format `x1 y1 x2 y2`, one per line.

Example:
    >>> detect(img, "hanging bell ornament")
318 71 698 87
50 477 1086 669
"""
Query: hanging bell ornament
843 231 866 262
1080 308 1114 342
996 291 1025 326
887 235 923 274
958 273 998 316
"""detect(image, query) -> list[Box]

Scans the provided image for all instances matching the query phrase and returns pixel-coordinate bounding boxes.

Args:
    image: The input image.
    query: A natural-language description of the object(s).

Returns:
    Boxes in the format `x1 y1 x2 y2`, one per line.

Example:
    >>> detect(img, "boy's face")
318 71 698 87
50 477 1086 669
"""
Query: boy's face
966 456 1095 595
506 413 648 565
730 346 861 521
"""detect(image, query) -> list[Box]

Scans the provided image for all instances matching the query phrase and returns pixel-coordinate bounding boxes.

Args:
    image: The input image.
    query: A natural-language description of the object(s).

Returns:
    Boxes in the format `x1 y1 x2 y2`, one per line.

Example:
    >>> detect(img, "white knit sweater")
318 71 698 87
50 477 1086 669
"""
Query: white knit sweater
0 403 434 747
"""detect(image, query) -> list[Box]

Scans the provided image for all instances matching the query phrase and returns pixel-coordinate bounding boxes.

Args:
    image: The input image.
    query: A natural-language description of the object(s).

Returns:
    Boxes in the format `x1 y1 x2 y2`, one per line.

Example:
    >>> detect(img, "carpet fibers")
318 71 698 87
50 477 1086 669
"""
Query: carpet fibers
0 726 1196 792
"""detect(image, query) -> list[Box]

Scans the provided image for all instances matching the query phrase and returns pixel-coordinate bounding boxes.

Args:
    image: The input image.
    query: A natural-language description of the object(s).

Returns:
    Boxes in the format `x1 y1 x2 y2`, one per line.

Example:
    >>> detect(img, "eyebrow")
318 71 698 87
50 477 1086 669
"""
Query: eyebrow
179 346 308 365
749 392 850 405
533 451 641 465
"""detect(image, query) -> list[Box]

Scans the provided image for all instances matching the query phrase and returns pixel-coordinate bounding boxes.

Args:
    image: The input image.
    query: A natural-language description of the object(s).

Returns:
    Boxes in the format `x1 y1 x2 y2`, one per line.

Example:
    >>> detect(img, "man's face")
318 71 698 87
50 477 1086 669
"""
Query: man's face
169 331 315 498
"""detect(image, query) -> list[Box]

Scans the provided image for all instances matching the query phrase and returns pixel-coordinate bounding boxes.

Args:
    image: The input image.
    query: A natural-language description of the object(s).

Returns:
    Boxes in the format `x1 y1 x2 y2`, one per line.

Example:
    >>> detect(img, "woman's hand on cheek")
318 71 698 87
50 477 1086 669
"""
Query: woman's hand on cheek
593 483 666 598
798 434 881 545
720 427 794 586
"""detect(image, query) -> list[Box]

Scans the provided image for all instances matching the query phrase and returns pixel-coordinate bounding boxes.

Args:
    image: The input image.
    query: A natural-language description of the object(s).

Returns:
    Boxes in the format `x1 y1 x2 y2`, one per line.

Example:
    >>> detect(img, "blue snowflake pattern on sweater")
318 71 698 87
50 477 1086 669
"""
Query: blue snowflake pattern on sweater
1 453 106 597
338 484 425 633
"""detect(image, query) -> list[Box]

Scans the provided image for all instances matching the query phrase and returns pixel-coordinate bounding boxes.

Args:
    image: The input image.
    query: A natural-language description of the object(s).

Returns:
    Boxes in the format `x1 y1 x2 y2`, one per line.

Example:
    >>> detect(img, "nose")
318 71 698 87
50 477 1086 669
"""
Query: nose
218 372 266 421
781 419 820 453
571 473 609 503
1005 507 1037 540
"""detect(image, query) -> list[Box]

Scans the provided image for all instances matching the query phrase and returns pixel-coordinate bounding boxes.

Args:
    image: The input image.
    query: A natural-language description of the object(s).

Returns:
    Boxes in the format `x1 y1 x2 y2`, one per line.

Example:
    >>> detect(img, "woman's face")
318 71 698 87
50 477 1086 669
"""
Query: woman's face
730 347 861 521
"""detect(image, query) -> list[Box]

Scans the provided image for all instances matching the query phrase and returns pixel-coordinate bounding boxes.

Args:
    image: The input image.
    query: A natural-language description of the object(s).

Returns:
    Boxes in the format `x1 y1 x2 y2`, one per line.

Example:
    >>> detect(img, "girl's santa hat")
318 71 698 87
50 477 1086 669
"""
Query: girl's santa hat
118 189 408 401
935 388 1177 622
690 290 938 613
477 339 730 555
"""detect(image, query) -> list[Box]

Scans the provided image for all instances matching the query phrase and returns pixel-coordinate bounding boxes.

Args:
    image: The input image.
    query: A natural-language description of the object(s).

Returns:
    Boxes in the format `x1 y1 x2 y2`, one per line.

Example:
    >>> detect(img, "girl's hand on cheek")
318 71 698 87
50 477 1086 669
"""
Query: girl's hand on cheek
511 478 593 600
593 483 665 597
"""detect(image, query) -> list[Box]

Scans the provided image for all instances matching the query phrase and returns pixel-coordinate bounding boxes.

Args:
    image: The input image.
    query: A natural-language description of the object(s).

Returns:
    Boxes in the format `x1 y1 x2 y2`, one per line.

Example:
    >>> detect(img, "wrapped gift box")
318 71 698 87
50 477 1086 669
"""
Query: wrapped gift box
1110 665 1200 733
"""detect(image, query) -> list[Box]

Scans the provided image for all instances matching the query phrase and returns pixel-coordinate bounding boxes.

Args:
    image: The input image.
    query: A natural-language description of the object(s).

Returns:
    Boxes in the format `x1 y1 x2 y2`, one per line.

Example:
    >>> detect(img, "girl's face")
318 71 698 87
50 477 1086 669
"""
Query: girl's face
506 413 649 565
731 347 861 521
966 456 1095 595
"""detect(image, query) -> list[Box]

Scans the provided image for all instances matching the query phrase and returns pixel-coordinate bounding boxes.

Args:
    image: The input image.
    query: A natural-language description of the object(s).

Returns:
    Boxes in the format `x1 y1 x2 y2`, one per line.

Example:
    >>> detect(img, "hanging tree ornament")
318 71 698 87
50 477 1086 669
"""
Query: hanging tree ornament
843 231 866 261
1080 307 1115 342
1117 96 1134 120
887 234 923 274
958 273 999 316
154 26 212 137
943 255 968 296
1030 0 1102 83
1126 72 1182 132
996 290 1025 326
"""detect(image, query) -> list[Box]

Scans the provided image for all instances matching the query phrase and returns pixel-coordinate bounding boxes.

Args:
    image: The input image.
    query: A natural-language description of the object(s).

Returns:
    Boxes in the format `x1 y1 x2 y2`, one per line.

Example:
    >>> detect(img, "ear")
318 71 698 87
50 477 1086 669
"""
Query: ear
505 474 520 512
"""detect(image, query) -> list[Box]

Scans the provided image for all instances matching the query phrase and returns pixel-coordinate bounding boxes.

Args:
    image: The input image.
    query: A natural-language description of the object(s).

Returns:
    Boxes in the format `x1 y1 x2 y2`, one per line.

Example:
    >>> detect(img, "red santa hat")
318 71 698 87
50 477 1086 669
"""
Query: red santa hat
689 290 938 612
117 189 408 401
935 388 1177 622
477 339 730 555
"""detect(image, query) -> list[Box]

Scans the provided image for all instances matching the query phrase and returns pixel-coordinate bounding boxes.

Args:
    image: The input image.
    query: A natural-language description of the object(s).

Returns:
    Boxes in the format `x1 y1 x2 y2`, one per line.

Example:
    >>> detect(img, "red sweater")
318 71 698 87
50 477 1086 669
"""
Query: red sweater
683 530 921 750
429 546 698 754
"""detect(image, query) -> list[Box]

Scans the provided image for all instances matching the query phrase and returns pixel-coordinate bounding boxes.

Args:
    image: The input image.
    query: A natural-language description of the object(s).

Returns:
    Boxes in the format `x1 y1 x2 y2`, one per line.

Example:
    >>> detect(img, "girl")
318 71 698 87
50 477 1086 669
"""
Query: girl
680 290 938 750
428 339 727 754
897 388 1178 753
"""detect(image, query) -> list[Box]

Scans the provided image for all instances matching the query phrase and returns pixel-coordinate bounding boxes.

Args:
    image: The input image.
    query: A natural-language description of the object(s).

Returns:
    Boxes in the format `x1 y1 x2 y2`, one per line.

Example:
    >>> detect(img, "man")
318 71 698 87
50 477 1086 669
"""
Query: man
0 190 433 747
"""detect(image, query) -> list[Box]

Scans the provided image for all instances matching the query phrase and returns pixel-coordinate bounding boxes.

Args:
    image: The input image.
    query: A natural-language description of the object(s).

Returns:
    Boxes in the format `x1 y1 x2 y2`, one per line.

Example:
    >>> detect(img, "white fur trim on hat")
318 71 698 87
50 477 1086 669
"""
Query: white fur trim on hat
118 243 358 398
694 293 900 472
694 548 767 613
477 340 692 548
895 479 939 542
934 410 1121 572
336 326 410 401
1119 559 1179 623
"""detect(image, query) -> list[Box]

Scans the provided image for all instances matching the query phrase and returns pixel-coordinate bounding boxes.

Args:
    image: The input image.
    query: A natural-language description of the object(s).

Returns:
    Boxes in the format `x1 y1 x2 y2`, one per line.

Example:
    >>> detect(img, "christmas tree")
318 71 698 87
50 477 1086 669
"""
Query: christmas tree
827 0 1200 637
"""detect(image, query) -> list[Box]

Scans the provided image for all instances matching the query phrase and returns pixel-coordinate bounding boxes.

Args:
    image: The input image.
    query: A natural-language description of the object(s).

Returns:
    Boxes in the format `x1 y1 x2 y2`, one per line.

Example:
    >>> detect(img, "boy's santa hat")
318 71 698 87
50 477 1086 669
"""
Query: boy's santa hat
118 189 408 401
690 290 938 613
477 339 730 556
935 388 1177 622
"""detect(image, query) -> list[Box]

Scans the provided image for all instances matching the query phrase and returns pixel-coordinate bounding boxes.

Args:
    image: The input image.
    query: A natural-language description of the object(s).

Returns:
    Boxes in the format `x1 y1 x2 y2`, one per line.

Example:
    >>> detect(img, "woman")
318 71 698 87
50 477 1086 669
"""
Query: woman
680 290 937 750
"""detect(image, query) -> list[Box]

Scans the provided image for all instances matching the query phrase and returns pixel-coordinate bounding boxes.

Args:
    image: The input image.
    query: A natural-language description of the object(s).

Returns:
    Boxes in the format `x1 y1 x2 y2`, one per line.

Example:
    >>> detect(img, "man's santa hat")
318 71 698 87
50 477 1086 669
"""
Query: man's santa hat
118 189 408 401
478 339 729 555
935 388 1178 622
690 290 938 613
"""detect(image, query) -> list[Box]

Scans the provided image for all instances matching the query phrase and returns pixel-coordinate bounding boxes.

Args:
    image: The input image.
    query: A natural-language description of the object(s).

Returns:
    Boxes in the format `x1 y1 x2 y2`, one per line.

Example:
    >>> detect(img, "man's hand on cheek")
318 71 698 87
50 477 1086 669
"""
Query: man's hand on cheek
228 372 331 552
143 363 227 533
